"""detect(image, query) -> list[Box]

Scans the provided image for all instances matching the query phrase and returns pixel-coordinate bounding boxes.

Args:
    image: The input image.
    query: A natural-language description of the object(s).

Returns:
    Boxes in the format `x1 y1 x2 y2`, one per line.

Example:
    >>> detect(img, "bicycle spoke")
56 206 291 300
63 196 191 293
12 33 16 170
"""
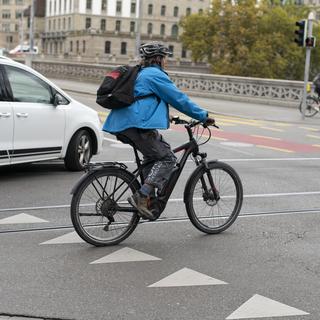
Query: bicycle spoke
186 163 242 233
71 169 140 246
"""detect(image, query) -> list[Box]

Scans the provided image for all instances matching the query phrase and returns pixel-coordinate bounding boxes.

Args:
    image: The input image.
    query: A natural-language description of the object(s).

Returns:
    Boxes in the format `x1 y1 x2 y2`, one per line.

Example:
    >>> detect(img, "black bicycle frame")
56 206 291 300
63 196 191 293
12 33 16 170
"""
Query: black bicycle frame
130 125 203 205
84 123 218 217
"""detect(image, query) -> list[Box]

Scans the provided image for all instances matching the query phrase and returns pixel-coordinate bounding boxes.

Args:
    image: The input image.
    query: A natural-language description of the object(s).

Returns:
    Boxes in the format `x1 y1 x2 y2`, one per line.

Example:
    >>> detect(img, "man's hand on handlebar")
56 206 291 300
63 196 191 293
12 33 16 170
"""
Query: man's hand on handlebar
170 115 218 128
203 117 218 128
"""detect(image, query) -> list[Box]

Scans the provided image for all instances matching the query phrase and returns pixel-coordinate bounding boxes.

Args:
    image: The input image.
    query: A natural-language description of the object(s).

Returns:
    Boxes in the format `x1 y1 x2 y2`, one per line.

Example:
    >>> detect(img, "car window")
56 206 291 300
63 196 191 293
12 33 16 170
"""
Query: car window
4 65 52 104
0 67 8 101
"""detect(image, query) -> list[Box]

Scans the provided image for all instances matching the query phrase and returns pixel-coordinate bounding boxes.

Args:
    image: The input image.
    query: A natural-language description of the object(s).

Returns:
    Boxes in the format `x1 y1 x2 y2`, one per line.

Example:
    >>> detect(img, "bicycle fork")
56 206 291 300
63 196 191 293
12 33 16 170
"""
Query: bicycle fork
201 163 220 203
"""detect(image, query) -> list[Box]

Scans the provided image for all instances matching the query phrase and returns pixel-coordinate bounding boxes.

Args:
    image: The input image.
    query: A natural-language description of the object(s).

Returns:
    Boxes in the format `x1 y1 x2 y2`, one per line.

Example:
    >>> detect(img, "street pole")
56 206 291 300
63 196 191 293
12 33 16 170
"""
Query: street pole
20 10 24 51
26 0 34 67
301 11 316 120
135 0 143 58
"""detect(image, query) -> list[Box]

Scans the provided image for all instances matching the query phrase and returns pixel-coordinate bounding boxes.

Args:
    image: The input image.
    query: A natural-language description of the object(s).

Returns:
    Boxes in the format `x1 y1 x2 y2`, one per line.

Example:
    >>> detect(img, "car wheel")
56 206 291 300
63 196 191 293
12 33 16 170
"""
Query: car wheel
64 129 92 171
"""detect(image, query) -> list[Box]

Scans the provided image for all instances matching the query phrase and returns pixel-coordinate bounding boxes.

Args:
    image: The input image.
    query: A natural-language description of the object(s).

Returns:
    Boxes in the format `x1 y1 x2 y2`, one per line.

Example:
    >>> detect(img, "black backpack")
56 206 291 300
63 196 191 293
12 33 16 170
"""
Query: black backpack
96 65 155 110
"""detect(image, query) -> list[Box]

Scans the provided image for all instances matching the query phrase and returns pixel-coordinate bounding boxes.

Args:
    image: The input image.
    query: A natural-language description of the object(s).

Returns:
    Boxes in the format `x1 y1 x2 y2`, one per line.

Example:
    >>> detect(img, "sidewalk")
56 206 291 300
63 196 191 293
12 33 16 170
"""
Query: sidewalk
50 78 320 127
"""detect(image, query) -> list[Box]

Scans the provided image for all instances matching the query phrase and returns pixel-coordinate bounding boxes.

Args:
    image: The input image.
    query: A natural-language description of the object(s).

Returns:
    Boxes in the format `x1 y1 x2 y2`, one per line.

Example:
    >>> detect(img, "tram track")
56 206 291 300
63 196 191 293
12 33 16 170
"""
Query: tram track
0 207 319 235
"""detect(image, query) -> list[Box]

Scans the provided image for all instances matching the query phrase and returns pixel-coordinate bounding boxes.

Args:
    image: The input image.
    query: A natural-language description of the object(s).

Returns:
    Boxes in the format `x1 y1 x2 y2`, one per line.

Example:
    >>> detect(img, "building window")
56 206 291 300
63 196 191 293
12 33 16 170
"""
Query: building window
86 0 92 10
16 0 24 4
6 35 13 43
63 17 66 29
49 20 51 31
115 20 121 31
121 42 127 55
148 4 153 15
70 41 73 52
105 41 111 54
198 9 203 14
101 19 106 31
173 6 178 17
76 40 79 53
68 17 71 29
3 0 10 4
171 24 178 37
131 2 136 14
85 17 91 29
161 5 166 16
53 19 56 30
58 18 61 30
83 40 86 53
116 1 122 13
160 24 165 36
181 48 187 58
2 11 11 19
169 45 174 56
147 23 152 35
130 21 135 33
15 11 22 19
186 8 191 16
101 0 107 10
2 23 10 32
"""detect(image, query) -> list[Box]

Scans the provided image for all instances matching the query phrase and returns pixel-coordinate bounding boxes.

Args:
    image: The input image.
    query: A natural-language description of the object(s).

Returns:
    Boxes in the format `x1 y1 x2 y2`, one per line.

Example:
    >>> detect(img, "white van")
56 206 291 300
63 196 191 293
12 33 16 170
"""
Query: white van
9 45 39 55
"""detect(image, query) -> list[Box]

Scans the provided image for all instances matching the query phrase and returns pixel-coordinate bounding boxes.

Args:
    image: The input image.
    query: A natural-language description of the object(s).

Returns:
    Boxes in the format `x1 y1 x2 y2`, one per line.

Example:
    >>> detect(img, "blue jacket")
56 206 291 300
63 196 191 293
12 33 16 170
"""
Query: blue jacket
102 64 208 133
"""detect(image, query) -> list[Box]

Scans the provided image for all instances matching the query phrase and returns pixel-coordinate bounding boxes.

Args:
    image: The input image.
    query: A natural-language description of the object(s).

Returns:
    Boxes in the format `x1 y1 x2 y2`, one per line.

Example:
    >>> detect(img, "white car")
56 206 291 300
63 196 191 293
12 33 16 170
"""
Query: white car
0 57 103 171
9 45 39 55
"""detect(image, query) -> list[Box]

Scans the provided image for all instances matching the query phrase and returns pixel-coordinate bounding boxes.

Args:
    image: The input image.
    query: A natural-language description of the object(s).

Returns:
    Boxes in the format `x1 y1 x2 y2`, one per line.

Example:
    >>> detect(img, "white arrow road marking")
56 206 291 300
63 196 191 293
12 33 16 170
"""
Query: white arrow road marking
90 247 161 264
148 267 228 288
0 213 48 224
226 294 309 319
40 231 84 245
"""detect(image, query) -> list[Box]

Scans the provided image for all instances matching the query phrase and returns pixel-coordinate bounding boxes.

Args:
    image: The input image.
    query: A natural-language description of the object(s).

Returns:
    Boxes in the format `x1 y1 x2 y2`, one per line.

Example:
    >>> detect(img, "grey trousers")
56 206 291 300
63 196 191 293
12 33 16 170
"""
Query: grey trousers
116 128 177 191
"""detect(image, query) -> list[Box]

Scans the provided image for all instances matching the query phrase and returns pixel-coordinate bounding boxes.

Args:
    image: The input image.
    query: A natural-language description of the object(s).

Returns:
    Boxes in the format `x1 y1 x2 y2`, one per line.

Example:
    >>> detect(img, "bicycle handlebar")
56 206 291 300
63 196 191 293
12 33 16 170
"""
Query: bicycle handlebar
170 116 219 129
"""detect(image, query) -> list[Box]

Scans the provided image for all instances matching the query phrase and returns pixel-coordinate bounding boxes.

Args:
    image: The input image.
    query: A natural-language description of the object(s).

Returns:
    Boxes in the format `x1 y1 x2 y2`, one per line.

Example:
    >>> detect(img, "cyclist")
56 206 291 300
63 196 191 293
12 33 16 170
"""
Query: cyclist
102 41 215 220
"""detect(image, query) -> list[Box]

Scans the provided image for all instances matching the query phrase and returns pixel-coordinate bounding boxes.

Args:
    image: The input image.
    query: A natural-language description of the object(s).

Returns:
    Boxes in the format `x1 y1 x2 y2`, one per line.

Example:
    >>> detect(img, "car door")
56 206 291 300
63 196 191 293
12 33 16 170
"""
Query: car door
3 65 66 164
0 66 13 165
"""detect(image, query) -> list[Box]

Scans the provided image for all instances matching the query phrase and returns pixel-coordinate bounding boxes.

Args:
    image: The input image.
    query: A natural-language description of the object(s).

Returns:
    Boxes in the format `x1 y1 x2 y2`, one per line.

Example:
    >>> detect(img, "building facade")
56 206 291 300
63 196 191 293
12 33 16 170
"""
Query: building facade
0 0 32 50
41 0 211 61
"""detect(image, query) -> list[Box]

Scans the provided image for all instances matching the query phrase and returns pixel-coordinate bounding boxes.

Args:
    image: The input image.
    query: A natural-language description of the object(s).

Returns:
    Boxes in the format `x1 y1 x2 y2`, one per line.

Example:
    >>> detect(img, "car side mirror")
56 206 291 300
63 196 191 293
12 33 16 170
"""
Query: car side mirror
53 93 64 107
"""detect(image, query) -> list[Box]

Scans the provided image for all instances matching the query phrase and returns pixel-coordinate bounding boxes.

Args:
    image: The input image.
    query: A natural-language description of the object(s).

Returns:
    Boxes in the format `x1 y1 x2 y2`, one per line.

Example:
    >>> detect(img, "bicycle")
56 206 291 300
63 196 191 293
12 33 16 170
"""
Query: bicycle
70 117 243 246
299 83 320 118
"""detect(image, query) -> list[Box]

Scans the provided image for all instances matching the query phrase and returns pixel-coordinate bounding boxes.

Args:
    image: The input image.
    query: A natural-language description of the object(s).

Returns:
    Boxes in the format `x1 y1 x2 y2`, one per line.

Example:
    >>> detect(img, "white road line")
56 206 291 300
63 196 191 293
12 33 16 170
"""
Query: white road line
1 191 320 213
221 157 320 162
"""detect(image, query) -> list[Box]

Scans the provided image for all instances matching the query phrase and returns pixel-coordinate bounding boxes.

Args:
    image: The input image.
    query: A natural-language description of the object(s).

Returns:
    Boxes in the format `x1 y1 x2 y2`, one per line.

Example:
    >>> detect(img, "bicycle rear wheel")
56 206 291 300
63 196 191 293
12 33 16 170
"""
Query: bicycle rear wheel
299 95 319 117
71 167 140 246
185 161 243 234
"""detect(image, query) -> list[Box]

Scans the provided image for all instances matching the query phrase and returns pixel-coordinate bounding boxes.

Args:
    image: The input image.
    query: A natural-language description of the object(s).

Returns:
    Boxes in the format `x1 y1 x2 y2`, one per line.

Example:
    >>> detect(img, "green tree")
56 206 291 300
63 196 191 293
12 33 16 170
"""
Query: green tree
180 14 214 63
180 0 315 80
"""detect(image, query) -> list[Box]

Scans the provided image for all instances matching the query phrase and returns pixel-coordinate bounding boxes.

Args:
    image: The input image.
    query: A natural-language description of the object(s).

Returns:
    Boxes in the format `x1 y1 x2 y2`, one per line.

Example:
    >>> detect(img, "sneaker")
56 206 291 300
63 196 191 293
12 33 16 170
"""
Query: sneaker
128 191 155 220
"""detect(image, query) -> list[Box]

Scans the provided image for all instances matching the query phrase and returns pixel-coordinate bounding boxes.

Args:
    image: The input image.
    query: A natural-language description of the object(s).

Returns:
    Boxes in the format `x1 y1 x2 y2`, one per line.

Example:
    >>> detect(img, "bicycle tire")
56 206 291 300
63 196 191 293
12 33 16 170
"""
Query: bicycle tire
185 161 243 234
299 95 319 117
71 167 140 246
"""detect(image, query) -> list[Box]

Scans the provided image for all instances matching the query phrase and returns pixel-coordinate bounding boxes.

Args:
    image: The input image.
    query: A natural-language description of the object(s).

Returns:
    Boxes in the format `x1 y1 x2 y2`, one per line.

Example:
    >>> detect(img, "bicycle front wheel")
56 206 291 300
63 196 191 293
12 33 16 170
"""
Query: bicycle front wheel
71 168 140 246
299 95 319 117
185 161 243 234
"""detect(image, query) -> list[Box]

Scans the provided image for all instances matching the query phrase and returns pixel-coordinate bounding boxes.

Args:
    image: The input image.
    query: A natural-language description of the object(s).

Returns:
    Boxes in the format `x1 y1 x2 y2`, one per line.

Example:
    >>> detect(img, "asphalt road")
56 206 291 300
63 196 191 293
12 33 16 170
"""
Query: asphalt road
0 89 320 320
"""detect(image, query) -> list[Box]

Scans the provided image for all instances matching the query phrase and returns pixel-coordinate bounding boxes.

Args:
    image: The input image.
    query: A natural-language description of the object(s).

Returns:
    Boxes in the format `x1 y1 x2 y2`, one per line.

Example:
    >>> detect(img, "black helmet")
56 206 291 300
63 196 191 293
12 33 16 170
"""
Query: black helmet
139 42 172 59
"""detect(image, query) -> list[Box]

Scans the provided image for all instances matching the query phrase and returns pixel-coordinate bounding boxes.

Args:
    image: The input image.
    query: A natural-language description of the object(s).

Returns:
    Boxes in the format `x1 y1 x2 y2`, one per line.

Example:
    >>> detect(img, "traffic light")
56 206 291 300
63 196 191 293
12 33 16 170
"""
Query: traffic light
305 36 316 48
294 20 307 47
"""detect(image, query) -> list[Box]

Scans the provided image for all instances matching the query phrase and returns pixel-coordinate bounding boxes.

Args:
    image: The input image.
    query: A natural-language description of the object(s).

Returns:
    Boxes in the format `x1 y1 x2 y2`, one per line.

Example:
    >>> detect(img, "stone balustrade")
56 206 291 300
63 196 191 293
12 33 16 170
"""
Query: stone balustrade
31 60 303 107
